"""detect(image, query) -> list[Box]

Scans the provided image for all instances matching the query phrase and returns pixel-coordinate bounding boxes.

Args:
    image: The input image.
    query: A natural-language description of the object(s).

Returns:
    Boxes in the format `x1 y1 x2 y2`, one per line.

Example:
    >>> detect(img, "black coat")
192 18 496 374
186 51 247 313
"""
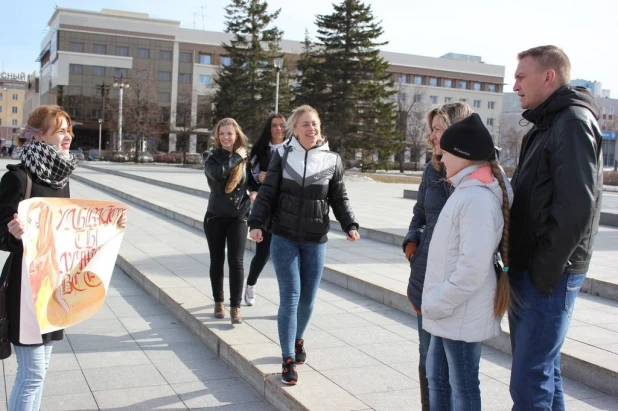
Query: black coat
402 162 451 310
0 164 68 346
510 86 603 294
248 138 358 243
202 148 251 218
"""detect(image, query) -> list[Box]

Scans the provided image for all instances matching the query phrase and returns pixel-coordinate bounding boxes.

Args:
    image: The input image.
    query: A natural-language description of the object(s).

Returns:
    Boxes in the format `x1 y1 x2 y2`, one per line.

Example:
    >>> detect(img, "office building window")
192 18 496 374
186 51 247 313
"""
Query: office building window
93 44 107 54
0 106 2 112
487 118 494 126
0 93 2 99
444 97 452 103
413 93 422 103
158 92 170 102
159 50 172 60
137 48 150 58
178 73 191 83
430 95 438 104
397 74 407 83
0 119 2 125
158 71 171 82
69 64 83 74
413 76 423 85
200 75 212 85
92 66 105 76
221 56 231 66
70 42 84 52
12 94 18 100
114 68 128 78
199 54 212 65
488 101 496 109
12 107 18 114
473 82 482 91
444 79 453 88
68 86 82 95
179 52 193 63
458 81 467 89
116 46 129 57
12 119 18 126
474 100 481 108
429 77 438 87
487 84 497 92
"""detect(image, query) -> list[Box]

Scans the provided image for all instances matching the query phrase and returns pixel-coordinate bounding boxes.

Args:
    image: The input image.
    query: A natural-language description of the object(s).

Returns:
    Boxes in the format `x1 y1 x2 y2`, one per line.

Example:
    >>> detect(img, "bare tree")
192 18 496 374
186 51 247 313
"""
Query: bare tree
172 85 216 164
395 85 428 172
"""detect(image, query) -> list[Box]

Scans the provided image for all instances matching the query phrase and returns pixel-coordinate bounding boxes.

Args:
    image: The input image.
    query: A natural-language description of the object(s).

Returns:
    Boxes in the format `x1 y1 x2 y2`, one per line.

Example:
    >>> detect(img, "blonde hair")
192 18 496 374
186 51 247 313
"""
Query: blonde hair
287 105 324 144
518 45 571 85
425 103 473 171
19 105 73 147
489 160 513 318
27 201 60 302
213 118 249 194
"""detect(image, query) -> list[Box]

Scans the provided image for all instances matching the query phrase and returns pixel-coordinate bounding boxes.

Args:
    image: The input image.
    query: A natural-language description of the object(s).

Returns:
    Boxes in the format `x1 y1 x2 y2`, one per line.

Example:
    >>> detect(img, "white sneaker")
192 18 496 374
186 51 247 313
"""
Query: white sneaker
244 285 256 306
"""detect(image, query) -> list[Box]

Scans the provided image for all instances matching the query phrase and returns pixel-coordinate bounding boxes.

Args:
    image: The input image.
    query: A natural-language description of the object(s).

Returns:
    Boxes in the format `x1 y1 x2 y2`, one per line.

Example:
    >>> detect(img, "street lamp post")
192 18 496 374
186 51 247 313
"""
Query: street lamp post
113 75 130 151
273 58 283 114
98 118 103 154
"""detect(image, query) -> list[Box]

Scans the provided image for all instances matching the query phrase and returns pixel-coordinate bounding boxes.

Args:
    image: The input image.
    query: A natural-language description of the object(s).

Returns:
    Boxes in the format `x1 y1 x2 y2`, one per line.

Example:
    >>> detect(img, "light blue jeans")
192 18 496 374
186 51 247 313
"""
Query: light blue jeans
9 342 54 411
271 234 326 360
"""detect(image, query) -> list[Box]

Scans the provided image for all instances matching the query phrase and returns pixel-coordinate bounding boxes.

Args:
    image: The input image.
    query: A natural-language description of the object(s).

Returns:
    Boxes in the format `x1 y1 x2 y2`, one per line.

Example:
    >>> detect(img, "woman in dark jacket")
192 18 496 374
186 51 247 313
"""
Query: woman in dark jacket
202 118 250 325
402 102 473 409
248 105 360 386
244 113 287 306
1 105 76 411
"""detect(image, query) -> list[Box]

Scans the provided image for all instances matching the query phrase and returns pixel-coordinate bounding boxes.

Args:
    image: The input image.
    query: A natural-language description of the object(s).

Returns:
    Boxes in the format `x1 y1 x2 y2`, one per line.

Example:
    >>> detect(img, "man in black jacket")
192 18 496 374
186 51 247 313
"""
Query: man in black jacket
508 45 603 410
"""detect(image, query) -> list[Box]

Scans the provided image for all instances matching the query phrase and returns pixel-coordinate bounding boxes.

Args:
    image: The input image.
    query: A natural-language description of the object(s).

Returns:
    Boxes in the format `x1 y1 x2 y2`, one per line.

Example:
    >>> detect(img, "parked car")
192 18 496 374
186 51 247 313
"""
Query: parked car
137 151 153 163
88 149 101 161
70 149 85 161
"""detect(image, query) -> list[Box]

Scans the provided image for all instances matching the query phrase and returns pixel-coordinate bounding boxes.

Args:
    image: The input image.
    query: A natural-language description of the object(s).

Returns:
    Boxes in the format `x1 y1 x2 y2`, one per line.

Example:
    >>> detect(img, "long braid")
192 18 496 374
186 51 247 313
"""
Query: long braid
490 160 511 318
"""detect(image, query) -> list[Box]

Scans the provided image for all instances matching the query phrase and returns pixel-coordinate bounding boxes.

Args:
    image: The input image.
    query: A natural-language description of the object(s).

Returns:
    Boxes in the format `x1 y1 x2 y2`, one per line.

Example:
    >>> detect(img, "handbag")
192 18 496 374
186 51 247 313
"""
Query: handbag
0 170 32 359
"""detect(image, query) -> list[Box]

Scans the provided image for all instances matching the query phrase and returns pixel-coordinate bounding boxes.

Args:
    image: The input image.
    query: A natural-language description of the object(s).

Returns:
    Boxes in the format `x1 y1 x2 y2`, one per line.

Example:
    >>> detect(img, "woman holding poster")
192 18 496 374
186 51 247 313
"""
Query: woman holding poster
0 105 126 411
202 118 251 325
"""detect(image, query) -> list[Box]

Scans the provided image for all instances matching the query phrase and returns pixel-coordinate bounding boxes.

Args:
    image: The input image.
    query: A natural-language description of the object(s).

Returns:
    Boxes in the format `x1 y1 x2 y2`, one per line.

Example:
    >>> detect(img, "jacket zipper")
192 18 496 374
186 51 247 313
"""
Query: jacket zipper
296 150 309 236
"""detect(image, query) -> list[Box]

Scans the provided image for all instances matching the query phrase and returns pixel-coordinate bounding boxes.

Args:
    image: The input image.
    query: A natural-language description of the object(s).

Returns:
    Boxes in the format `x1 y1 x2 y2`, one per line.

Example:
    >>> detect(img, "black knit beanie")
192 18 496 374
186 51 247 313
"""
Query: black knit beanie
439 113 496 161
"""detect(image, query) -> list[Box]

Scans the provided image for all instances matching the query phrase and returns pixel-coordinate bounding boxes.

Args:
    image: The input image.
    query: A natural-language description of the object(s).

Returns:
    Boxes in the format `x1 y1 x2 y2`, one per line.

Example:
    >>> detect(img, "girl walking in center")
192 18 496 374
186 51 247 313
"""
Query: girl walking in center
248 105 360 386
402 102 473 410
421 113 513 411
202 118 250 325
244 113 287 306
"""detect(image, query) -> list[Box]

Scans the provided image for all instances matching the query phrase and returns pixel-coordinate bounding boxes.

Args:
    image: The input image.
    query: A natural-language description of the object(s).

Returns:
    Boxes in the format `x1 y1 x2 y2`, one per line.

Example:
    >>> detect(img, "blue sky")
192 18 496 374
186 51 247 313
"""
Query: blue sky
1 0 616 97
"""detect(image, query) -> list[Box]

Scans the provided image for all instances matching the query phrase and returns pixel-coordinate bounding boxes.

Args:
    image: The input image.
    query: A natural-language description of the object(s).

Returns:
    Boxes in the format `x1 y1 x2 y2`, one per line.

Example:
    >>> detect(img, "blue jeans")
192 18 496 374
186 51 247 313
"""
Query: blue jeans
271 234 326 360
418 315 431 370
426 336 482 411
9 342 54 411
508 271 585 411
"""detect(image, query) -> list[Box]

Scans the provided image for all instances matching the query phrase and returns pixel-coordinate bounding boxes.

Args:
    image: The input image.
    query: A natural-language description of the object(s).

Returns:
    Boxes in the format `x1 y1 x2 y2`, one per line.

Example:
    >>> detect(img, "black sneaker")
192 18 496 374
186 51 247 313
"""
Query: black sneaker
281 358 298 385
295 339 306 365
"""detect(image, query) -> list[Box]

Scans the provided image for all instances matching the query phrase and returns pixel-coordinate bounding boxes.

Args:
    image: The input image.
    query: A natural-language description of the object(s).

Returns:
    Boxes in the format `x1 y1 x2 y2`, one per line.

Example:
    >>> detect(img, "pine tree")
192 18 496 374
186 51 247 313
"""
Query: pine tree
294 30 328 113
310 0 398 163
213 0 289 141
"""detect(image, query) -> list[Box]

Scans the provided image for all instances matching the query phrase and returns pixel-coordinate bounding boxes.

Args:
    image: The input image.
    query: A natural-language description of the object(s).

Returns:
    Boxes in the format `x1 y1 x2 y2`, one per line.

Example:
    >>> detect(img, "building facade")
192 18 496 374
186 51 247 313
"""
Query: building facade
0 76 26 150
37 7 505 154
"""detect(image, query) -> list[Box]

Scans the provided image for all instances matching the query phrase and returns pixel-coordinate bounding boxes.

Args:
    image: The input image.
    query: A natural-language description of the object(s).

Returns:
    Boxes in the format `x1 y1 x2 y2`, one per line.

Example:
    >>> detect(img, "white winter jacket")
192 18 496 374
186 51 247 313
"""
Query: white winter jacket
421 164 513 343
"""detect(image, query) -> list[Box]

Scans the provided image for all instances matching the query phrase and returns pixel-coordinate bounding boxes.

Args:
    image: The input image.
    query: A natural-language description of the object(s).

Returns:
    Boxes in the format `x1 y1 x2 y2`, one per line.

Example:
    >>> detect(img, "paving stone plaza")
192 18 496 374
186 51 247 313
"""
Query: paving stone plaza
1 159 617 410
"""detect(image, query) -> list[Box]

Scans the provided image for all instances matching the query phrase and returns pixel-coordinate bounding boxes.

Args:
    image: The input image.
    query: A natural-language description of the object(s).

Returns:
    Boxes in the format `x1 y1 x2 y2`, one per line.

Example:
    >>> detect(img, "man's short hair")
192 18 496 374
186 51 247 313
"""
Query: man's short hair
518 45 571 85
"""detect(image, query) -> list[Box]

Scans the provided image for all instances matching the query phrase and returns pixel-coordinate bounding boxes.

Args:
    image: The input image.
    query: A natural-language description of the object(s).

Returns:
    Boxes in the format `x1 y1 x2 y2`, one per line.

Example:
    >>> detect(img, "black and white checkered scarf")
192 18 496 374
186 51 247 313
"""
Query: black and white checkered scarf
19 141 77 190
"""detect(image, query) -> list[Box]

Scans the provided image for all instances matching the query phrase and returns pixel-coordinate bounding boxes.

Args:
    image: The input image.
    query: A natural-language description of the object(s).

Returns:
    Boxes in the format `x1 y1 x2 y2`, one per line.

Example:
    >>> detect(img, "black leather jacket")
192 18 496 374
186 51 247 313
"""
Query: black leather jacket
509 86 603 294
248 138 358 243
202 148 250 218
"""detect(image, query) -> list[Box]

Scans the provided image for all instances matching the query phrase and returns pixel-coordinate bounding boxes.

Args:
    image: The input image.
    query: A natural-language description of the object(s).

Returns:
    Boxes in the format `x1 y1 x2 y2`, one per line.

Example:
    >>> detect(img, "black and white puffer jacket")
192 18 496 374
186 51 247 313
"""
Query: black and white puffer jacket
248 137 358 243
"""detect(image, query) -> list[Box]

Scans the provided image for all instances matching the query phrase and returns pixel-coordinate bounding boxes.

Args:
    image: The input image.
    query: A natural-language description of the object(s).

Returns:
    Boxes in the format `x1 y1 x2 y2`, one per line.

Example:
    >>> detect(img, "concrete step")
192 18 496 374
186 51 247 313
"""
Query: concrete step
79 164 618 304
404 189 618 228
72 167 618 399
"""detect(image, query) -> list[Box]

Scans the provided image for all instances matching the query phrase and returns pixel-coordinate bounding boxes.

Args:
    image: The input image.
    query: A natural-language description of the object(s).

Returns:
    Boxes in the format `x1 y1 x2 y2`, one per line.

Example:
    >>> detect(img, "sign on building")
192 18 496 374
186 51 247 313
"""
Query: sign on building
0 72 26 82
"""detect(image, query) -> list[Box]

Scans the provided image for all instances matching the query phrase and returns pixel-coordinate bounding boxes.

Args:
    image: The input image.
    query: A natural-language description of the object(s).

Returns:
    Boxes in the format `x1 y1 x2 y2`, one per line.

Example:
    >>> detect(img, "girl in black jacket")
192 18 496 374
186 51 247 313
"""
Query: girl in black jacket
244 113 287 306
202 118 250 324
248 105 360 385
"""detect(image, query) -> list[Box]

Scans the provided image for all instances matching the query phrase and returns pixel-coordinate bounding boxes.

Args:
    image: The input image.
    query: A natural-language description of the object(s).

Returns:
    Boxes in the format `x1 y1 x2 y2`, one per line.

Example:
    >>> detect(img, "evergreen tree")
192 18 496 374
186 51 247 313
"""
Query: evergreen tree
213 0 290 141
310 0 398 162
293 30 327 113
